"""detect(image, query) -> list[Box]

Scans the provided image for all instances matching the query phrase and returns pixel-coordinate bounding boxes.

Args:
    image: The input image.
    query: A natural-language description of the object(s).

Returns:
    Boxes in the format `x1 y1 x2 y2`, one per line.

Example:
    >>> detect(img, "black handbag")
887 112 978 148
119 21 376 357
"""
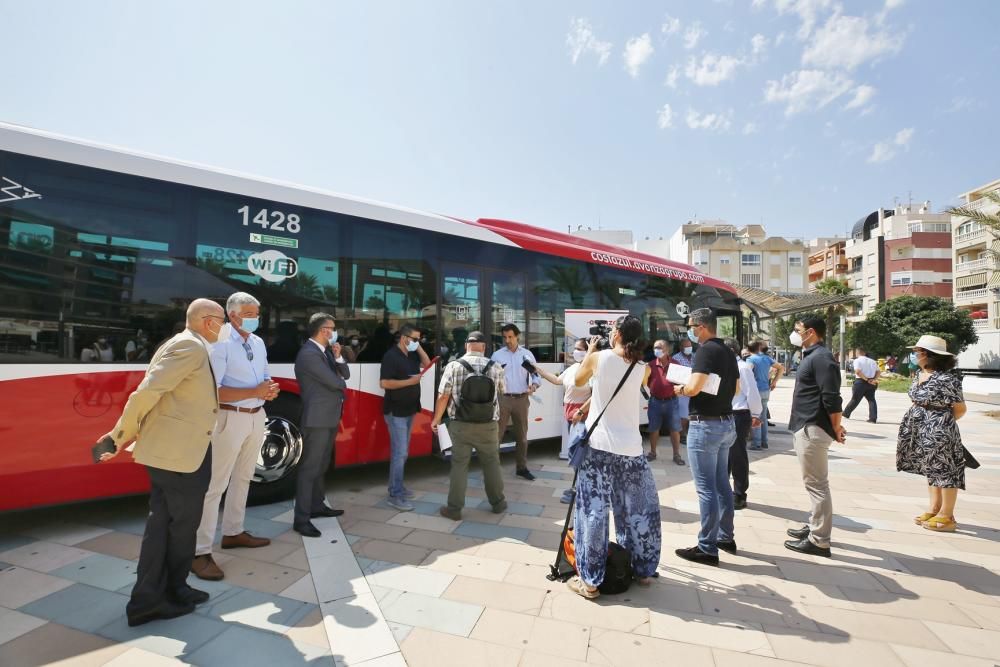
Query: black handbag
963 445 980 469
567 360 638 470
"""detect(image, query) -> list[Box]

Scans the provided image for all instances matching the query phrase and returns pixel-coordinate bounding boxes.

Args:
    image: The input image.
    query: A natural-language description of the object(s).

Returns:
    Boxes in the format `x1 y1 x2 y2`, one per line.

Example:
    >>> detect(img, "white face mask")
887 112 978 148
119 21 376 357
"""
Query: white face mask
789 331 803 347
572 350 587 363
653 349 665 358
682 347 692 356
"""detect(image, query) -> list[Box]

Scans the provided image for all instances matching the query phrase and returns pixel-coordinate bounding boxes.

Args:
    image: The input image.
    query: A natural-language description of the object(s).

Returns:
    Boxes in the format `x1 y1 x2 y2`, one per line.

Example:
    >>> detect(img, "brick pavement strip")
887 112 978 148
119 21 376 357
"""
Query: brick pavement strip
1 381 1000 665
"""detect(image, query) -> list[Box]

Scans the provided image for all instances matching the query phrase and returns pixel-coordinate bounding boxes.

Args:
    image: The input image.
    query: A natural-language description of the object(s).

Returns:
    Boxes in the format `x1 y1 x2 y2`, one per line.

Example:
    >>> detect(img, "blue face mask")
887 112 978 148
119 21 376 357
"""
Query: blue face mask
909 352 918 366
329 330 338 344
407 340 419 353
653 349 664 358
239 317 259 334
687 328 699 344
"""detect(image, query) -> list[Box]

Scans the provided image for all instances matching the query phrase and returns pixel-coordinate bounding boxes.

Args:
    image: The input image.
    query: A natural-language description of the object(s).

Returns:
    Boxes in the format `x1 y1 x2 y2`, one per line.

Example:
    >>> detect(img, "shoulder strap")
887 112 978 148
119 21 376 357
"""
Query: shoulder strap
483 360 494 374
583 360 638 441
457 359 475 374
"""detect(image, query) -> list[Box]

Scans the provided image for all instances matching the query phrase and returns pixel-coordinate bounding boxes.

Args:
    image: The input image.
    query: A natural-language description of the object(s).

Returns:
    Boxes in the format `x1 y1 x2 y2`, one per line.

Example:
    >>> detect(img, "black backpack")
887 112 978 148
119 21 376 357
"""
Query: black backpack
598 542 634 594
454 359 497 423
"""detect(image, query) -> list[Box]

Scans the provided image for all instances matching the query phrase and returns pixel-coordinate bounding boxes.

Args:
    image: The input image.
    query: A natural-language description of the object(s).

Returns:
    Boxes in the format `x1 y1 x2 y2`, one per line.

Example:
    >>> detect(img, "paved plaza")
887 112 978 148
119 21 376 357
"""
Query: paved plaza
2 379 999 666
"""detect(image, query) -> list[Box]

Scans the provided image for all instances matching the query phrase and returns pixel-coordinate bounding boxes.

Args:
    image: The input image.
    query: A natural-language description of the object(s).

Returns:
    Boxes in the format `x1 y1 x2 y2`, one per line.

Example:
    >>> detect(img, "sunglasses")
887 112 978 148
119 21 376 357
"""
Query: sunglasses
242 341 253 361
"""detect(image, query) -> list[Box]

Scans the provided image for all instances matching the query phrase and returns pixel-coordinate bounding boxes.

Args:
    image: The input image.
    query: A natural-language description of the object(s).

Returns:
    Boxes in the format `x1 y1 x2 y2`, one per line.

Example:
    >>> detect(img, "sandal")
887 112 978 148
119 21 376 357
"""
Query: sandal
635 577 654 587
914 512 935 525
566 577 600 599
645 451 657 461
923 516 957 532
673 454 686 466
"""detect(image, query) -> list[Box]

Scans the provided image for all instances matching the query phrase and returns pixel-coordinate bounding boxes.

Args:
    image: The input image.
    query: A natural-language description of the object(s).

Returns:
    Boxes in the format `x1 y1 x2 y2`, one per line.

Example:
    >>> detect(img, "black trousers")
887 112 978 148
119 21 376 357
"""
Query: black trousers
295 427 336 525
127 446 212 616
728 410 752 498
844 379 878 422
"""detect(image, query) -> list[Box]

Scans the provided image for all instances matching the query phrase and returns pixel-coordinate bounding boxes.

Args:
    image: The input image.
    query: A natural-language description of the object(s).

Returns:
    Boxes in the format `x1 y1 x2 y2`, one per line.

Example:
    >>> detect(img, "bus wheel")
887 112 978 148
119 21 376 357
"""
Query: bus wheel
248 408 303 506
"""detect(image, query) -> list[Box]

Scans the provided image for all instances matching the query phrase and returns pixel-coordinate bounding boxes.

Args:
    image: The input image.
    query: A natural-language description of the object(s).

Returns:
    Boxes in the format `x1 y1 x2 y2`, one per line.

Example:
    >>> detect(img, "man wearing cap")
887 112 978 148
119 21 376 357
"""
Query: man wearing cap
431 331 508 521
193 292 280 581
784 315 845 558
491 323 541 481
843 347 879 424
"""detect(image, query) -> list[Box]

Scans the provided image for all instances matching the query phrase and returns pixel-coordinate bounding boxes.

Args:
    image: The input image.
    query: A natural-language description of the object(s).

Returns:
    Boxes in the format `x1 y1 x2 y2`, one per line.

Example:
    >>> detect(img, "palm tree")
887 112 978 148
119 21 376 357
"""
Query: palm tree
814 278 857 347
947 189 1000 261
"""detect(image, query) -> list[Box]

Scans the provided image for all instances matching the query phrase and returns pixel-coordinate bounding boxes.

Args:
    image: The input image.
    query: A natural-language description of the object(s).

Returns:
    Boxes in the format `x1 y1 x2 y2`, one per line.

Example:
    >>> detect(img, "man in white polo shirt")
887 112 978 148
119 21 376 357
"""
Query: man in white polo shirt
192 292 280 581
843 347 879 424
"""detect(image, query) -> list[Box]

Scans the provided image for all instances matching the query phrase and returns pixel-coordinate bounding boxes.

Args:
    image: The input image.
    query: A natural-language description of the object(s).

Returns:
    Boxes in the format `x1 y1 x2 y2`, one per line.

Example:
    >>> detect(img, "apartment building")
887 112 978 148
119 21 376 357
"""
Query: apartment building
953 178 1000 369
668 221 808 292
807 239 849 290
845 202 953 320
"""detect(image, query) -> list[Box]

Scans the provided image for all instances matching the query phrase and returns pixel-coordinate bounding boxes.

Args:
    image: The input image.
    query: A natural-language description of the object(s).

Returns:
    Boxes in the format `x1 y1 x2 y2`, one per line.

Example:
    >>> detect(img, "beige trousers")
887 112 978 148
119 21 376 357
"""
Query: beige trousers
196 409 267 555
792 424 834 548
498 394 530 470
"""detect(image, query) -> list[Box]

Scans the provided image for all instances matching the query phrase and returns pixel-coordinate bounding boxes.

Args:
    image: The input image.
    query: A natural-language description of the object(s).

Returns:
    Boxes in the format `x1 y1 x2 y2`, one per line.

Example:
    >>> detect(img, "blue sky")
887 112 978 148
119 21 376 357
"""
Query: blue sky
2 1 998 242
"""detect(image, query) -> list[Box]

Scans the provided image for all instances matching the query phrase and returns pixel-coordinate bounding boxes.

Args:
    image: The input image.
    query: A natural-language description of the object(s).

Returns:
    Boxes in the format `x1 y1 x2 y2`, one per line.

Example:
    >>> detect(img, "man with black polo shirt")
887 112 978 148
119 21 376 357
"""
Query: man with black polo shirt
673 308 740 565
784 316 845 558
380 323 432 512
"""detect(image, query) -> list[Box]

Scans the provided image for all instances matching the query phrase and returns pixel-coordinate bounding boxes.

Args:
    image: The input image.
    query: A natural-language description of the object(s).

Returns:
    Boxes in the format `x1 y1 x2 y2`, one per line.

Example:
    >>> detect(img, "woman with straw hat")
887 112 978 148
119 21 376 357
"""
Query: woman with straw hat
896 335 968 532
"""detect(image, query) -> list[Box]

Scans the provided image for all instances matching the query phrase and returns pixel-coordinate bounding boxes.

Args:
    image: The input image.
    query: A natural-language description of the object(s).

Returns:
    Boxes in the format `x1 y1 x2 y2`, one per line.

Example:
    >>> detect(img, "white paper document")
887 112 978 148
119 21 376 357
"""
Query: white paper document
665 364 720 396
437 423 454 452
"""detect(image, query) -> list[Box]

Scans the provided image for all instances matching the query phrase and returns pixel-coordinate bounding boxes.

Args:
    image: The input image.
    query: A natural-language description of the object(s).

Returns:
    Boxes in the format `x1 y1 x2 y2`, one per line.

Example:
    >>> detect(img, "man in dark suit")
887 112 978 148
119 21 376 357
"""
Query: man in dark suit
96 298 224 626
293 312 350 537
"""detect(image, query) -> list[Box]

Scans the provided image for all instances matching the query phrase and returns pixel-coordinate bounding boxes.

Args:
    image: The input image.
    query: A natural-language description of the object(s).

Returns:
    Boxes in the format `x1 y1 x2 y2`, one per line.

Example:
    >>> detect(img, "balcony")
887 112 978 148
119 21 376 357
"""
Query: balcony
955 288 989 303
955 228 986 245
973 318 990 330
955 257 995 273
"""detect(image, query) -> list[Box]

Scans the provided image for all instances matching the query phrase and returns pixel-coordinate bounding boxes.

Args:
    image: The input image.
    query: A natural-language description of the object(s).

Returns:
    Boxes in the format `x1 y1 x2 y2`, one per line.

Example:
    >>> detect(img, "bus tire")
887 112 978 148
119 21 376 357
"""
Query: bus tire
248 394 304 506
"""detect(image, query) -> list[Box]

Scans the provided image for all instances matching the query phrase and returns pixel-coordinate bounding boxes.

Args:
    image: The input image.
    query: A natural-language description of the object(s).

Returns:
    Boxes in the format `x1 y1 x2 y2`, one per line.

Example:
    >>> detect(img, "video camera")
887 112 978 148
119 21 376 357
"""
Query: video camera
588 320 613 350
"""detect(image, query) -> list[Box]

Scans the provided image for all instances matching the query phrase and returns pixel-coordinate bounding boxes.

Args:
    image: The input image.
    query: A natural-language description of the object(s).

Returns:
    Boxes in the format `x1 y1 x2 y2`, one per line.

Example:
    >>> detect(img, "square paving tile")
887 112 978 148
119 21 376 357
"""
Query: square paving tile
211 554 308 595
199 587 315 634
75 531 143 561
452 521 531 542
19 521 113 546
281 573 319 604
51 553 139 591
0 565 73 608
102 646 193 666
0 539 93 572
442 575 548 614
471 608 591 661
0 534 36 553
401 530 484 554
386 512 459 534
0 606 47 644
20 583 129 633
187 624 334 665
321 592 400 665
0 622 129 666
421 550 512 582
476 500 545 517
380 591 484 637
401 626 521 667
366 563 455 597
587 628 715 666
223 538 302 565
311 548 368 603
96 606 229 658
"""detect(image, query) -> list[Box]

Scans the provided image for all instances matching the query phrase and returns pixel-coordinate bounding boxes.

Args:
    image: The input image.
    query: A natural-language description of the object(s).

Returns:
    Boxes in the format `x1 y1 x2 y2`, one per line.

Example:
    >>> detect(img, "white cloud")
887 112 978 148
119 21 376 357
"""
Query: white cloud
623 33 655 78
868 126 914 163
664 65 680 88
876 0 905 24
752 0 768 8
844 84 876 110
685 53 743 86
772 0 836 40
685 107 733 131
743 122 759 135
763 69 854 115
943 96 974 114
657 104 675 129
775 31 787 46
684 22 706 49
802 13 904 71
567 18 612 66
661 15 681 35
751 33 769 56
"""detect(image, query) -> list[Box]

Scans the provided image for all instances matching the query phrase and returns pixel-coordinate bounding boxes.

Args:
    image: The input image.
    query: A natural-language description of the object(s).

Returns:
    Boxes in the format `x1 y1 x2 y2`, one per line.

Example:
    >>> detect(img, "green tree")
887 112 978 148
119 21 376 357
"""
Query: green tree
947 190 1000 260
849 296 978 357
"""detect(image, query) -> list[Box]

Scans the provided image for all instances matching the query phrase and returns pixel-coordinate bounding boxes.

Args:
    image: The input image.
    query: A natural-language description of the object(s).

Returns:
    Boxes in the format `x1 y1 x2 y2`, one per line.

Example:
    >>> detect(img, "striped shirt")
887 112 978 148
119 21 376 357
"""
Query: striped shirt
437 352 506 420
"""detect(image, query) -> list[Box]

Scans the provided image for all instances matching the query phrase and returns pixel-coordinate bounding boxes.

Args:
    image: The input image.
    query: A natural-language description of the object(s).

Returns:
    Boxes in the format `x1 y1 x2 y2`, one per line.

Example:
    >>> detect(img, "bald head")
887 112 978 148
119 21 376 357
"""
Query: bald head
187 299 225 342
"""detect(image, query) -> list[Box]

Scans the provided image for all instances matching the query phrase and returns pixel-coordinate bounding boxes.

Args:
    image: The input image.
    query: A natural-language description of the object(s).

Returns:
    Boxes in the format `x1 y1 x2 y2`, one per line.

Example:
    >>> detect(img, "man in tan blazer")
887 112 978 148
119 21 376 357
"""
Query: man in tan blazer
97 298 224 626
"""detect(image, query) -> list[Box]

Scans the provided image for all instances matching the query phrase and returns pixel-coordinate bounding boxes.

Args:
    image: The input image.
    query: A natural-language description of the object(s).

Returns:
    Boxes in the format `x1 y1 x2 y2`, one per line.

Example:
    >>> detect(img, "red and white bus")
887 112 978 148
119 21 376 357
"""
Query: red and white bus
0 122 742 512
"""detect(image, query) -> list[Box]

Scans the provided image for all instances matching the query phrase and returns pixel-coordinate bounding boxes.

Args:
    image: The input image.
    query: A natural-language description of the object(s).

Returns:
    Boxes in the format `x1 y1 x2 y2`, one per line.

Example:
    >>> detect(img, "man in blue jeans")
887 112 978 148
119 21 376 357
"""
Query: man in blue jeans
673 308 739 565
748 341 783 450
379 324 433 511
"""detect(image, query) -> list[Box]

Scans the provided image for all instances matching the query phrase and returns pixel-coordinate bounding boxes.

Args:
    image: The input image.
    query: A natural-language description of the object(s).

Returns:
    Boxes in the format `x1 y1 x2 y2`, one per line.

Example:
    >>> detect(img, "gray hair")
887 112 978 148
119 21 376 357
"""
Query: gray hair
226 292 260 315
688 307 717 333
723 337 741 357
308 312 335 337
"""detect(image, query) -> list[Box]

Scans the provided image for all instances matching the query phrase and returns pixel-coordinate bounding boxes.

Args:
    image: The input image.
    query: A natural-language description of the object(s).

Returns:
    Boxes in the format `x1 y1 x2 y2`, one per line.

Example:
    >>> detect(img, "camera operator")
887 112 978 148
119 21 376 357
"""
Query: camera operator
565 315 660 599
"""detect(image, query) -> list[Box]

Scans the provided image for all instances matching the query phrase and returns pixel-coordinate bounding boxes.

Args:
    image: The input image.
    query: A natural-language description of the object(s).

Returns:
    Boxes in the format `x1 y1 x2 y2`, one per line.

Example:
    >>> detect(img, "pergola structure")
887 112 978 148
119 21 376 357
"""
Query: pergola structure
732 284 859 327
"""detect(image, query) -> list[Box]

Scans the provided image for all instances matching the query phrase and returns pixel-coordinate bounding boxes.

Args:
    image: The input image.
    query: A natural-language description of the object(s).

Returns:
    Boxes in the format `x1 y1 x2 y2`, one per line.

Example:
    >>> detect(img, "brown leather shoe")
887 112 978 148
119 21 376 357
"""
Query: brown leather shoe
191 554 224 581
221 531 271 549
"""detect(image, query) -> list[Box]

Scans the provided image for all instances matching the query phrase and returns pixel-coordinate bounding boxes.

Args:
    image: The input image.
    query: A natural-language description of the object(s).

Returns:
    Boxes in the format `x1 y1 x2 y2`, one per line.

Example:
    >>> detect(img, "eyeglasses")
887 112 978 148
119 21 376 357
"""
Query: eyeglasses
320 326 335 331
409 335 421 342
242 341 254 361
203 315 225 323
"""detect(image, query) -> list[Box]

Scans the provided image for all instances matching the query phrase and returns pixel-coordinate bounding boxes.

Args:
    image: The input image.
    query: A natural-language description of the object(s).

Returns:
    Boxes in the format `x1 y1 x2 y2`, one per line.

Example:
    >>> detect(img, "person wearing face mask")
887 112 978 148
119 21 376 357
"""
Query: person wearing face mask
673 308 740 566
292 313 351 537
645 339 684 465
535 338 593 502
341 334 362 363
87 336 114 362
784 316 845 558
191 292 280 581
748 341 784 450
896 336 967 533
92 298 224 626
671 338 695 444
379 324 433 511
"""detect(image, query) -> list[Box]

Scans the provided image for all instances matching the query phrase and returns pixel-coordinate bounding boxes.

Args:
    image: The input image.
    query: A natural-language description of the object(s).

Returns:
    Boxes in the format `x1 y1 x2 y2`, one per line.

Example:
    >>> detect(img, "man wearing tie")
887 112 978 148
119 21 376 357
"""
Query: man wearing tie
293 313 350 537
95 299 224 626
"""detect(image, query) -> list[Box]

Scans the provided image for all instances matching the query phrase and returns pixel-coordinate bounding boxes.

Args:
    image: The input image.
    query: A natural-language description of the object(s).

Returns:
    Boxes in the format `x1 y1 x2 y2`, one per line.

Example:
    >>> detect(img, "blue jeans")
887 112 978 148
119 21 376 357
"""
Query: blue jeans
751 389 770 447
686 418 737 555
384 414 414 498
